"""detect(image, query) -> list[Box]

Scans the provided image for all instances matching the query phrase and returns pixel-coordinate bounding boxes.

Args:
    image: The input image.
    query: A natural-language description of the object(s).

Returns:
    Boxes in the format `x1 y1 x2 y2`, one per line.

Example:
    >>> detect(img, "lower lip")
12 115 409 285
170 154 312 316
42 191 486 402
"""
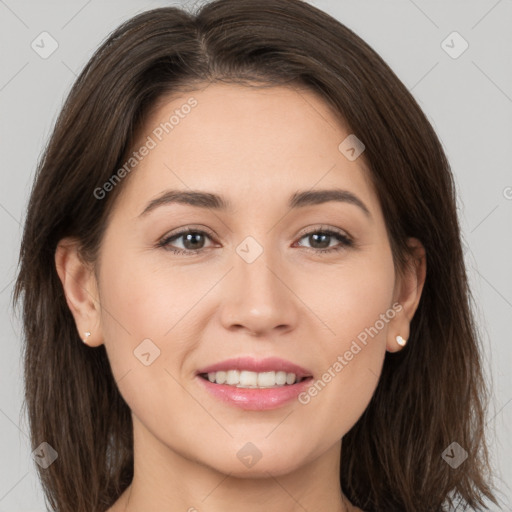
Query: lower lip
196 375 314 411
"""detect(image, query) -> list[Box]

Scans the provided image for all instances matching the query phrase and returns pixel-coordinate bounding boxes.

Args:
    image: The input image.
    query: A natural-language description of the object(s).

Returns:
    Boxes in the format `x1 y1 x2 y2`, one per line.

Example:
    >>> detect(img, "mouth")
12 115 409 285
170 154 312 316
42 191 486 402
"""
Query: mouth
194 357 314 410
195 356 313 386
198 370 312 388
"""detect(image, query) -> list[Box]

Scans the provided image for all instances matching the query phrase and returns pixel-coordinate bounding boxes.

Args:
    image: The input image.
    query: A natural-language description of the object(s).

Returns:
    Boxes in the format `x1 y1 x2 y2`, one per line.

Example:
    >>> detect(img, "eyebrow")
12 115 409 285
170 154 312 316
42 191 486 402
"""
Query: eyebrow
139 188 372 219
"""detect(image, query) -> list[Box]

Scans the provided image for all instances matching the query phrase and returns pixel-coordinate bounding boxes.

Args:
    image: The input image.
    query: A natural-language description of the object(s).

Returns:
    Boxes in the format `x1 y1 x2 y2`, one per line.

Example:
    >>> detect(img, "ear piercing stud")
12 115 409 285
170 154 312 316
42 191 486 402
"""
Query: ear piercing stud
396 335 407 347
83 331 91 344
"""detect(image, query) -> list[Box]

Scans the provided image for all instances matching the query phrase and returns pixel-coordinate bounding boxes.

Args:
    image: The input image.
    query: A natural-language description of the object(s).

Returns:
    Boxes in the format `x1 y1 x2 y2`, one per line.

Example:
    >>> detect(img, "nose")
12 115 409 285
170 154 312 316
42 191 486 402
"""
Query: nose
218 244 299 337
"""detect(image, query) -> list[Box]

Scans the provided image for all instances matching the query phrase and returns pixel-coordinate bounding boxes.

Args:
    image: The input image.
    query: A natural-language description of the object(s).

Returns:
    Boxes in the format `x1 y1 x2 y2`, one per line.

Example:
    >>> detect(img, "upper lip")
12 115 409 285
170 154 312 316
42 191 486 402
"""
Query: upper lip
196 357 313 379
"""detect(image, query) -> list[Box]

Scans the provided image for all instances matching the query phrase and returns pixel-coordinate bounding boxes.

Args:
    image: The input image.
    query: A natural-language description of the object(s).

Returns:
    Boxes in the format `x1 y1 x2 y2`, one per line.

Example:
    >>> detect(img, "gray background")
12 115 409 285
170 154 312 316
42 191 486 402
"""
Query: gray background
1 0 511 510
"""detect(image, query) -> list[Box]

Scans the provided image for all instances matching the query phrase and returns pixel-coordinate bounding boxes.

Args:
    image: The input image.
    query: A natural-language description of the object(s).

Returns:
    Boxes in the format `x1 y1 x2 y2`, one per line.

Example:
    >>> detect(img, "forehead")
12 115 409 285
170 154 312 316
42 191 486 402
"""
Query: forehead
113 83 379 217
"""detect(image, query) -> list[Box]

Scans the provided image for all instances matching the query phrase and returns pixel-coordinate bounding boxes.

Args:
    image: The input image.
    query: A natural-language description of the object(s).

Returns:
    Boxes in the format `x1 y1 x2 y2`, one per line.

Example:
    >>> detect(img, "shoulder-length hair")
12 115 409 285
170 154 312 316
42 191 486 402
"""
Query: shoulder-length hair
13 0 499 510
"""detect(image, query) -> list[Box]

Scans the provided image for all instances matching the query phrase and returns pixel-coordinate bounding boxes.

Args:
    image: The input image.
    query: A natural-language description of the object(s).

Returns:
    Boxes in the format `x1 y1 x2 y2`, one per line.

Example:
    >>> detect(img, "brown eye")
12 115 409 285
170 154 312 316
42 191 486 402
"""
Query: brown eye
157 227 353 256
158 229 215 255
296 229 353 253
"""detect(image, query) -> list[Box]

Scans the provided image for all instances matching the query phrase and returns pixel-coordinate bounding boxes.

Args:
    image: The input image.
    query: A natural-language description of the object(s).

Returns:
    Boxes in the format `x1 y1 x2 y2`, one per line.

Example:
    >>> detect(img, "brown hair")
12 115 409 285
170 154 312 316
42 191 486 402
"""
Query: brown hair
13 0 500 510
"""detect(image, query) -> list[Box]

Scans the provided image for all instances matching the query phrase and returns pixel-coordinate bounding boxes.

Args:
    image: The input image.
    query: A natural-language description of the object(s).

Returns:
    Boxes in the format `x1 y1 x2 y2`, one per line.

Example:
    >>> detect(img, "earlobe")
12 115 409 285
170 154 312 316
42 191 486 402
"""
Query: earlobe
54 238 103 347
386 237 427 353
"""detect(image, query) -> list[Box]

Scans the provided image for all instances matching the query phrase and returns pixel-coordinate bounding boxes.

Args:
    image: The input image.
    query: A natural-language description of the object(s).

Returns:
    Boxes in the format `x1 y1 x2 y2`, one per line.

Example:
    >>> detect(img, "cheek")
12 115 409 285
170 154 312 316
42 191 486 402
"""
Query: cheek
99 241 202 339
97 250 202 426
298 247 395 434
97 239 227 404
307 242 395 346
96 241 182 379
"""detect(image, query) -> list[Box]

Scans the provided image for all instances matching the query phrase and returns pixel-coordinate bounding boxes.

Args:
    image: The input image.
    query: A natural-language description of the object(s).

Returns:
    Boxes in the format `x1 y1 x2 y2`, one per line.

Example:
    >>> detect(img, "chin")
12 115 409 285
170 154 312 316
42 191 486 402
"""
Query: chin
199 446 306 478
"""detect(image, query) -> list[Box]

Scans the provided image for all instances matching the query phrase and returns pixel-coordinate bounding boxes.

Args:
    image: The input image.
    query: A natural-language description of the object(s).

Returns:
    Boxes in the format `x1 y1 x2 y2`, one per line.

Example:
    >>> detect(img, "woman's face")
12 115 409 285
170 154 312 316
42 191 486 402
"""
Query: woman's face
84 83 417 476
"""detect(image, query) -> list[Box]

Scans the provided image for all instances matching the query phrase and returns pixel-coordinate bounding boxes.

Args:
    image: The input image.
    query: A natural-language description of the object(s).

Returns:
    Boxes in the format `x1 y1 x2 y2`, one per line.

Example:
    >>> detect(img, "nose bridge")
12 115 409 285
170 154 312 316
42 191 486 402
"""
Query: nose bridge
219 233 297 334
235 235 283 310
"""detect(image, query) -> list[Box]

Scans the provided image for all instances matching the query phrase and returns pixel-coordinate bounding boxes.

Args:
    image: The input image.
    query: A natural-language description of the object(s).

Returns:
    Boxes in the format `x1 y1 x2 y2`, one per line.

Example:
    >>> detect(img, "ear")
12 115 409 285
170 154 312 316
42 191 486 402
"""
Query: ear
55 237 104 347
387 237 427 353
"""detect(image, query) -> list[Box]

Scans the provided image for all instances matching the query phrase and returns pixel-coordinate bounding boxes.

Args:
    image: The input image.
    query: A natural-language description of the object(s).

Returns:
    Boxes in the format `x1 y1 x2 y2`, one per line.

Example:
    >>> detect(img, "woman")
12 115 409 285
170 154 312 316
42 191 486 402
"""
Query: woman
13 0 499 510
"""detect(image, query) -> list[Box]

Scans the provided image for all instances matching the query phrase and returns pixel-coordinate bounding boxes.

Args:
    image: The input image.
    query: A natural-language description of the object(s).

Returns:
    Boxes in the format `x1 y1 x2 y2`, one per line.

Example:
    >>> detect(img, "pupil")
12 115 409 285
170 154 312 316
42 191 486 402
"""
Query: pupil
311 233 329 249
184 233 204 249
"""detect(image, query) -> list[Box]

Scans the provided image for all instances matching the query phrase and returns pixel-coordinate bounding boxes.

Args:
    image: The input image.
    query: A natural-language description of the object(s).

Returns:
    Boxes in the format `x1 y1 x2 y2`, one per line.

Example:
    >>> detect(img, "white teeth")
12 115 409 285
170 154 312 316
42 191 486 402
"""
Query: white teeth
211 370 227 384
275 371 287 385
240 370 258 386
205 370 302 387
226 370 239 385
257 371 275 387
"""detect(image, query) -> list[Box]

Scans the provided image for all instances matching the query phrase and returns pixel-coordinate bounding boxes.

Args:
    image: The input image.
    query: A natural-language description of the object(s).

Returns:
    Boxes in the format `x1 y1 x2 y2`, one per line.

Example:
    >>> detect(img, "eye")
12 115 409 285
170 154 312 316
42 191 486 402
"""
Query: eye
157 228 215 255
157 226 353 256
295 227 353 253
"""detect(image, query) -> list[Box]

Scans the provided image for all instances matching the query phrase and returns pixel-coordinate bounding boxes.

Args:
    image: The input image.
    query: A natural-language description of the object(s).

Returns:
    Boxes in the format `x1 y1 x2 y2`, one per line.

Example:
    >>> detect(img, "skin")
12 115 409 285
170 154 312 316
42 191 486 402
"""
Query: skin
55 83 426 512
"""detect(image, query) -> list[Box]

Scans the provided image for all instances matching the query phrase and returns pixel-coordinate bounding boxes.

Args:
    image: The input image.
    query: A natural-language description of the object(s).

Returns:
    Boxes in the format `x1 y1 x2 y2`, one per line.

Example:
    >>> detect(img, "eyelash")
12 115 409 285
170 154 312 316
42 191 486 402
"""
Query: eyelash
156 226 354 256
